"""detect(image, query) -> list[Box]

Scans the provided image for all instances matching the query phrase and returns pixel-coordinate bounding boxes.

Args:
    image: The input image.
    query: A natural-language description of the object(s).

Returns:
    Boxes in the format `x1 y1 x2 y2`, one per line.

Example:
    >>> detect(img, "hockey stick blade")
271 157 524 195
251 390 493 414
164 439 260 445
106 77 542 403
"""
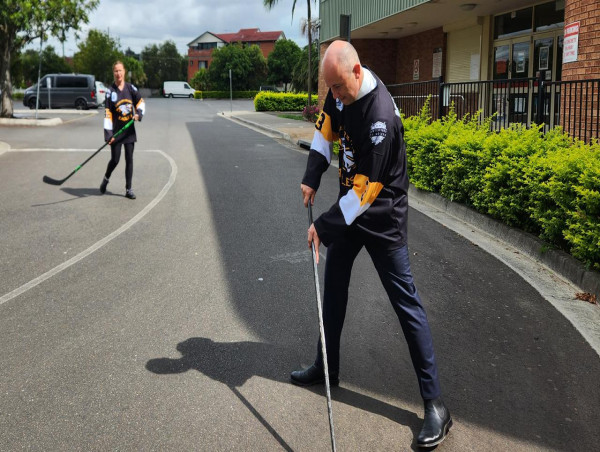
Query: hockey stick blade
42 175 67 186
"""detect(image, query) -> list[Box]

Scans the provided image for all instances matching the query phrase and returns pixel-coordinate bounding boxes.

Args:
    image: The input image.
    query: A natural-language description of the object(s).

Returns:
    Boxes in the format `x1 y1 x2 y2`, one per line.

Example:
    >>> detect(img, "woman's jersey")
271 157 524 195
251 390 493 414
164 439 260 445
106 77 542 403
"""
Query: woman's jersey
104 82 146 143
302 68 409 248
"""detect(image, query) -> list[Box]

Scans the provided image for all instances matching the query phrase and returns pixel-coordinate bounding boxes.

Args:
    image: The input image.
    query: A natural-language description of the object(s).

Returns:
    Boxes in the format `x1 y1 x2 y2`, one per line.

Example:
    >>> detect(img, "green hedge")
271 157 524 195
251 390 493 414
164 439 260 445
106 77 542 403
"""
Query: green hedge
254 92 317 112
403 104 600 270
194 90 258 99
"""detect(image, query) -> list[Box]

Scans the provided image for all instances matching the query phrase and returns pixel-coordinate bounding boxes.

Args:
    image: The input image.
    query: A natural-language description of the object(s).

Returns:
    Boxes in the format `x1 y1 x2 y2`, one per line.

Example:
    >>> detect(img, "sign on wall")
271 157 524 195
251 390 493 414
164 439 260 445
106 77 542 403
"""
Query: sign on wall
563 21 580 63
413 59 420 80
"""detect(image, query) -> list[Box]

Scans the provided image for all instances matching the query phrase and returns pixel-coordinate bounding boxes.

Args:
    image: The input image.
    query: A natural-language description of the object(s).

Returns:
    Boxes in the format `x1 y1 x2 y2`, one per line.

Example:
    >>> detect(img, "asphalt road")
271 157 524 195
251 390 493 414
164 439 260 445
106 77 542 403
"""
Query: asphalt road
1 99 599 451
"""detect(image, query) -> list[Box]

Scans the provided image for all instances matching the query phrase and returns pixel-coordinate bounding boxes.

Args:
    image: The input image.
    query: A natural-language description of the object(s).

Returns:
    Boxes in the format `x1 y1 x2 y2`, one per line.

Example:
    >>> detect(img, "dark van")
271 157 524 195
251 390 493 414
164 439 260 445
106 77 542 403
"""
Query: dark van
23 73 98 110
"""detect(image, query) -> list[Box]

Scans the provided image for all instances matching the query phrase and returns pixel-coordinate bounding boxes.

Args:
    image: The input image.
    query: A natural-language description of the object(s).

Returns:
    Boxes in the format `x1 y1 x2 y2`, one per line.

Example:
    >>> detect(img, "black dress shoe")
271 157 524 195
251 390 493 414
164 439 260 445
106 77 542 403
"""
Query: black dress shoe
417 397 452 448
290 364 339 387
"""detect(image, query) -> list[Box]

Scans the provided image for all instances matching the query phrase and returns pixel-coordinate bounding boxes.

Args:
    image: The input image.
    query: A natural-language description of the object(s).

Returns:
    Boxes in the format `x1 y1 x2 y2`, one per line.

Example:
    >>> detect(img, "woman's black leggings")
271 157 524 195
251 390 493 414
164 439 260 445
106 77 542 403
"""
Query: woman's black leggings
105 142 134 190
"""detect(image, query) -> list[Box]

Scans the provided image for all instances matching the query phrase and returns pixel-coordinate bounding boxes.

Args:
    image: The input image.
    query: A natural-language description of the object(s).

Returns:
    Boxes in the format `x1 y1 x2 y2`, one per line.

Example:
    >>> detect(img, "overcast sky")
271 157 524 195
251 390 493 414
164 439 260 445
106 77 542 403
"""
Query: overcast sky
34 0 318 56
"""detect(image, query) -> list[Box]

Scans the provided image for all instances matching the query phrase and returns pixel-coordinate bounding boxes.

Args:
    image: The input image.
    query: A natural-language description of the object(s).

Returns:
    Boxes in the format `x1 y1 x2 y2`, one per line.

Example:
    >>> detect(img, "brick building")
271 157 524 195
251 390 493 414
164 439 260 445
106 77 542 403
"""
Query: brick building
187 28 285 82
318 0 600 139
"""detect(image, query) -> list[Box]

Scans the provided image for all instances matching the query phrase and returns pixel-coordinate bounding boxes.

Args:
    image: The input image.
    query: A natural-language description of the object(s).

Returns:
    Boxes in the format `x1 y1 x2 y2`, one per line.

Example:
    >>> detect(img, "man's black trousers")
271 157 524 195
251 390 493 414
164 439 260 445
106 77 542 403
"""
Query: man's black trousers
315 234 442 400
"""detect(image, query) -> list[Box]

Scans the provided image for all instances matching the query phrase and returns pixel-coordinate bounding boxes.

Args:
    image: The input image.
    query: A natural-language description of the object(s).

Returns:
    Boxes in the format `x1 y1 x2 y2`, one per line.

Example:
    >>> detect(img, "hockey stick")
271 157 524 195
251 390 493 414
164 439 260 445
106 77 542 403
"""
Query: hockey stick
42 119 134 186
307 203 337 452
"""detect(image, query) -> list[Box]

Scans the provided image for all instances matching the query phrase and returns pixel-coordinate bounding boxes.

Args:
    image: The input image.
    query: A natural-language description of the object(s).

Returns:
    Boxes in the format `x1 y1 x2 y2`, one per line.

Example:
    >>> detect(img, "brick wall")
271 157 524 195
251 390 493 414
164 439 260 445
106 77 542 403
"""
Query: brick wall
561 0 600 140
187 48 214 82
395 28 445 84
317 30 445 106
563 0 600 80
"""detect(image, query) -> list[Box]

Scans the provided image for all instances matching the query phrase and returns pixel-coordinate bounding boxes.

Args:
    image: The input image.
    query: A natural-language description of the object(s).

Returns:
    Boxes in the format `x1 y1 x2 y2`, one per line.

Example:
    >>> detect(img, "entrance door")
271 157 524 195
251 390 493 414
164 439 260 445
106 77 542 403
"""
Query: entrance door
492 38 532 127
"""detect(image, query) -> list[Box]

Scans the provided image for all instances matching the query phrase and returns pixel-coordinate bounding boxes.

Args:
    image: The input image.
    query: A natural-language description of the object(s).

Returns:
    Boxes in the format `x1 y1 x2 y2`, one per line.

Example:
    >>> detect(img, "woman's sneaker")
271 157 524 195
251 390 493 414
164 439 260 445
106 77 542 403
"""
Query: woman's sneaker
125 189 136 199
100 177 109 194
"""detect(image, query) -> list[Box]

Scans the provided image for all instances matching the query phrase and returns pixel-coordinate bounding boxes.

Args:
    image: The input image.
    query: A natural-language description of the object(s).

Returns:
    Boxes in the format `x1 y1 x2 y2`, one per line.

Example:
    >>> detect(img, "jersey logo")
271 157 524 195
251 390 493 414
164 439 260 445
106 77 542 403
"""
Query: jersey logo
335 98 344 111
111 91 117 102
370 121 387 145
340 131 356 173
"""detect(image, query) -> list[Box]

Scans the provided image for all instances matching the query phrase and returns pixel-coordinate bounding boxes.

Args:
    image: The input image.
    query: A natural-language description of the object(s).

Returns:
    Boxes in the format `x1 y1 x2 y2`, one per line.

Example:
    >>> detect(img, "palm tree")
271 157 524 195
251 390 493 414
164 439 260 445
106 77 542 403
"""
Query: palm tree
263 0 316 109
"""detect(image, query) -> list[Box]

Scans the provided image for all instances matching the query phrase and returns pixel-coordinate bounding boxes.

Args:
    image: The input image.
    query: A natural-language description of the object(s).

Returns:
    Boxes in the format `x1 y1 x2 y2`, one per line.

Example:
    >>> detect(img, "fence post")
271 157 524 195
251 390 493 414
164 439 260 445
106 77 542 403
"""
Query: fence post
536 70 545 125
438 75 444 120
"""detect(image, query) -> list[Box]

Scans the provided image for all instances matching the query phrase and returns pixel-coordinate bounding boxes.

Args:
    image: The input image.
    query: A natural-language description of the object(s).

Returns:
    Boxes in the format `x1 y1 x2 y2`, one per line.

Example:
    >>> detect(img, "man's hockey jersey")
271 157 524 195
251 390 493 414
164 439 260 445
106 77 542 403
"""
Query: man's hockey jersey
302 67 409 248
104 82 145 143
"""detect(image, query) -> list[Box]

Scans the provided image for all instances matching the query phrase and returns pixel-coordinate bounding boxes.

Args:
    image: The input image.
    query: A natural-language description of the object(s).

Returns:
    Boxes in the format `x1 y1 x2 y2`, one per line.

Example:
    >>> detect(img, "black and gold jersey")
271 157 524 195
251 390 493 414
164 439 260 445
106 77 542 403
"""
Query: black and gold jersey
104 82 146 143
302 67 409 248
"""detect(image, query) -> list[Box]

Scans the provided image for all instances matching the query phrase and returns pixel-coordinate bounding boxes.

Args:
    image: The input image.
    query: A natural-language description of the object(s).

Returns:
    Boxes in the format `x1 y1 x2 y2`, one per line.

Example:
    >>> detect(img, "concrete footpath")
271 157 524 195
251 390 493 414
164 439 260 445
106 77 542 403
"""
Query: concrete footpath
221 109 600 359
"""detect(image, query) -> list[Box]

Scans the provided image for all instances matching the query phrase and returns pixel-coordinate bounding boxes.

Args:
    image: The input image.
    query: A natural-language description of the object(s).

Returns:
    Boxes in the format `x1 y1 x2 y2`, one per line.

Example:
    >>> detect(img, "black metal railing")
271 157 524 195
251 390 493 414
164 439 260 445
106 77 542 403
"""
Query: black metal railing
388 74 600 143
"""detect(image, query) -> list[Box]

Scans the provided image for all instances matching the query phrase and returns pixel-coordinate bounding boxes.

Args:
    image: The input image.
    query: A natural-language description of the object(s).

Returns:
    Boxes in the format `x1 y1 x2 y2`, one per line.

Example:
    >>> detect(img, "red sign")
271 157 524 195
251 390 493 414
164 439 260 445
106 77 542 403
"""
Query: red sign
563 21 580 63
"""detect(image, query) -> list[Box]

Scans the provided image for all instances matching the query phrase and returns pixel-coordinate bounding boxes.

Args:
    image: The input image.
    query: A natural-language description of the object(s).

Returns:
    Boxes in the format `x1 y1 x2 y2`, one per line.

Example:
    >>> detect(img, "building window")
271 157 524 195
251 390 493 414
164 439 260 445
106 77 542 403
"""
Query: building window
190 60 194 67
534 1 565 32
199 61 207 69
494 7 533 39
196 42 217 50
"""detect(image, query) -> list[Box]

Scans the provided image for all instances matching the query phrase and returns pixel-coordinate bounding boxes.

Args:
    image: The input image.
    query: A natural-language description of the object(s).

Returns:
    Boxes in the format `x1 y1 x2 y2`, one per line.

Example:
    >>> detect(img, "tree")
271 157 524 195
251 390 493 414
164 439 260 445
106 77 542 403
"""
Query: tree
264 0 316 107
123 56 147 87
159 40 185 82
14 46 71 87
267 39 301 91
190 68 210 91
208 43 251 91
140 44 161 88
0 0 99 117
208 43 268 91
245 44 268 90
292 42 318 93
140 40 185 89
73 29 122 84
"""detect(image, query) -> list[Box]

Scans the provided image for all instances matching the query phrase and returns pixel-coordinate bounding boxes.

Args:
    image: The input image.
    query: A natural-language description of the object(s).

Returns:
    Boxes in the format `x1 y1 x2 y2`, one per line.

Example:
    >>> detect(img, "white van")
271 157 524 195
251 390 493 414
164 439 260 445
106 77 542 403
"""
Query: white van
163 81 196 98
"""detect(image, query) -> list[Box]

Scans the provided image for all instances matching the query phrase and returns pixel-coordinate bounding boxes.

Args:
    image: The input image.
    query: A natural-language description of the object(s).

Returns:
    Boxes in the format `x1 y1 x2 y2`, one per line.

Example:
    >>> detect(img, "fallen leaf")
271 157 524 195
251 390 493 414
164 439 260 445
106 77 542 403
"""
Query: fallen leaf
575 292 597 304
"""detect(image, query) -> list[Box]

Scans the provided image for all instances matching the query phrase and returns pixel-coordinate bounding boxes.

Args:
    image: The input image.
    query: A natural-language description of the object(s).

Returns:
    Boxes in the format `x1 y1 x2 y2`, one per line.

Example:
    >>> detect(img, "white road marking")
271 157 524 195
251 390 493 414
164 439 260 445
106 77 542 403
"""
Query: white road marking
0 149 177 307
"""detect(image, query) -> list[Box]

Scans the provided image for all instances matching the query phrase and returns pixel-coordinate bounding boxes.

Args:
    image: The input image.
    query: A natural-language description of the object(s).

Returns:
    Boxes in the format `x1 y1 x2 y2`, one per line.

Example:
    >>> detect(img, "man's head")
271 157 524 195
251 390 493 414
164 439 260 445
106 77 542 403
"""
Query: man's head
322 40 363 105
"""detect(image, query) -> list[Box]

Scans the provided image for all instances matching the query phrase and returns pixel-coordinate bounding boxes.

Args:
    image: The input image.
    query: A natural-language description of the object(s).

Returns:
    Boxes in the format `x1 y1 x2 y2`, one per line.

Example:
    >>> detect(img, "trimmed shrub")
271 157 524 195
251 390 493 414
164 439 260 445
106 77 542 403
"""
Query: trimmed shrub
254 92 317 112
404 104 600 269
195 90 258 99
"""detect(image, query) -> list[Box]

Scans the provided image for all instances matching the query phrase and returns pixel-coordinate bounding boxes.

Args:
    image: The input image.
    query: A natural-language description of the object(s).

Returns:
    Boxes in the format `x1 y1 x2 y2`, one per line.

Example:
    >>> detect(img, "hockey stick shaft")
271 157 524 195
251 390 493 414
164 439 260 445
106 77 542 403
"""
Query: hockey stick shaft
43 119 134 186
308 203 337 452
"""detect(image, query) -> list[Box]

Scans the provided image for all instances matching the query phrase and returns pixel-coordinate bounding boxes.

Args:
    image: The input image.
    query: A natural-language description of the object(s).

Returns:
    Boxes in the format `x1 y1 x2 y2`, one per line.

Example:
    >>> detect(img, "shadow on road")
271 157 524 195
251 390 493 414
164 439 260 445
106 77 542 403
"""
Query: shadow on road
31 187 125 207
146 337 420 450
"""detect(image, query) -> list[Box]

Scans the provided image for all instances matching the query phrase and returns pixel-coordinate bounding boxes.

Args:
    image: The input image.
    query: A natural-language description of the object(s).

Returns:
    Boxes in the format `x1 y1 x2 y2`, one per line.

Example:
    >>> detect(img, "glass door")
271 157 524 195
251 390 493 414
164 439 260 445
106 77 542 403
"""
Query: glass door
492 38 532 127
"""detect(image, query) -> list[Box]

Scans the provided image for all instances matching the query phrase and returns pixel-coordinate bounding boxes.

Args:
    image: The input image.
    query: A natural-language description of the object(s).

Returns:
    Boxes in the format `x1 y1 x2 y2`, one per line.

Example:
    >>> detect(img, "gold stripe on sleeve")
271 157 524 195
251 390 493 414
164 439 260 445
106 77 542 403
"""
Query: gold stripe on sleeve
353 174 384 207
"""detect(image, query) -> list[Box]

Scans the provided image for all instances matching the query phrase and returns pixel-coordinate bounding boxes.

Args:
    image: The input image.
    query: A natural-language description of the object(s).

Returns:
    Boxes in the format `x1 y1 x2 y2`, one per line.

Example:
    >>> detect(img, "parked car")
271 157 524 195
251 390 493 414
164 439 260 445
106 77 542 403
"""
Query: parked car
162 81 195 98
23 73 97 110
95 81 108 107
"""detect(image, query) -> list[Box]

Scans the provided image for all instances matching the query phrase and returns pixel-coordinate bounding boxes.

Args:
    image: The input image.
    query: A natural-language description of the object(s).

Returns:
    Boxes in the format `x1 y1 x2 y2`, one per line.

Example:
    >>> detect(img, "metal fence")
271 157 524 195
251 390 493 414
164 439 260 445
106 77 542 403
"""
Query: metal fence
387 74 600 143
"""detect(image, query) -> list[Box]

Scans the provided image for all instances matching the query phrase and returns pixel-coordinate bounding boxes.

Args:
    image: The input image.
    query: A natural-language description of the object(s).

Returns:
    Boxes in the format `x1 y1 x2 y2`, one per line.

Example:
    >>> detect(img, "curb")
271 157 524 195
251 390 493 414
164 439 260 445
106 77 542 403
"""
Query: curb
224 113 291 141
298 139 311 150
0 117 62 127
12 109 99 115
408 185 600 297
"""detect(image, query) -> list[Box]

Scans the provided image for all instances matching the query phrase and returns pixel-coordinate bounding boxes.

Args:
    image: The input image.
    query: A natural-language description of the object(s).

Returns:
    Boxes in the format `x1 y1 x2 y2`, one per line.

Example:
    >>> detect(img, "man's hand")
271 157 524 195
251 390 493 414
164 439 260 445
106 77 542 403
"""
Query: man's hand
108 137 115 144
308 223 321 264
301 183 316 207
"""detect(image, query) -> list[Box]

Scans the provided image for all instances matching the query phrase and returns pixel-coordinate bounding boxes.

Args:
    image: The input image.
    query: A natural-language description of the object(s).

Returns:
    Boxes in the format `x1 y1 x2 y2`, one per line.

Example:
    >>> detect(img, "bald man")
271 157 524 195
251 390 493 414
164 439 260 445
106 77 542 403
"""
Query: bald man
292 40 452 448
